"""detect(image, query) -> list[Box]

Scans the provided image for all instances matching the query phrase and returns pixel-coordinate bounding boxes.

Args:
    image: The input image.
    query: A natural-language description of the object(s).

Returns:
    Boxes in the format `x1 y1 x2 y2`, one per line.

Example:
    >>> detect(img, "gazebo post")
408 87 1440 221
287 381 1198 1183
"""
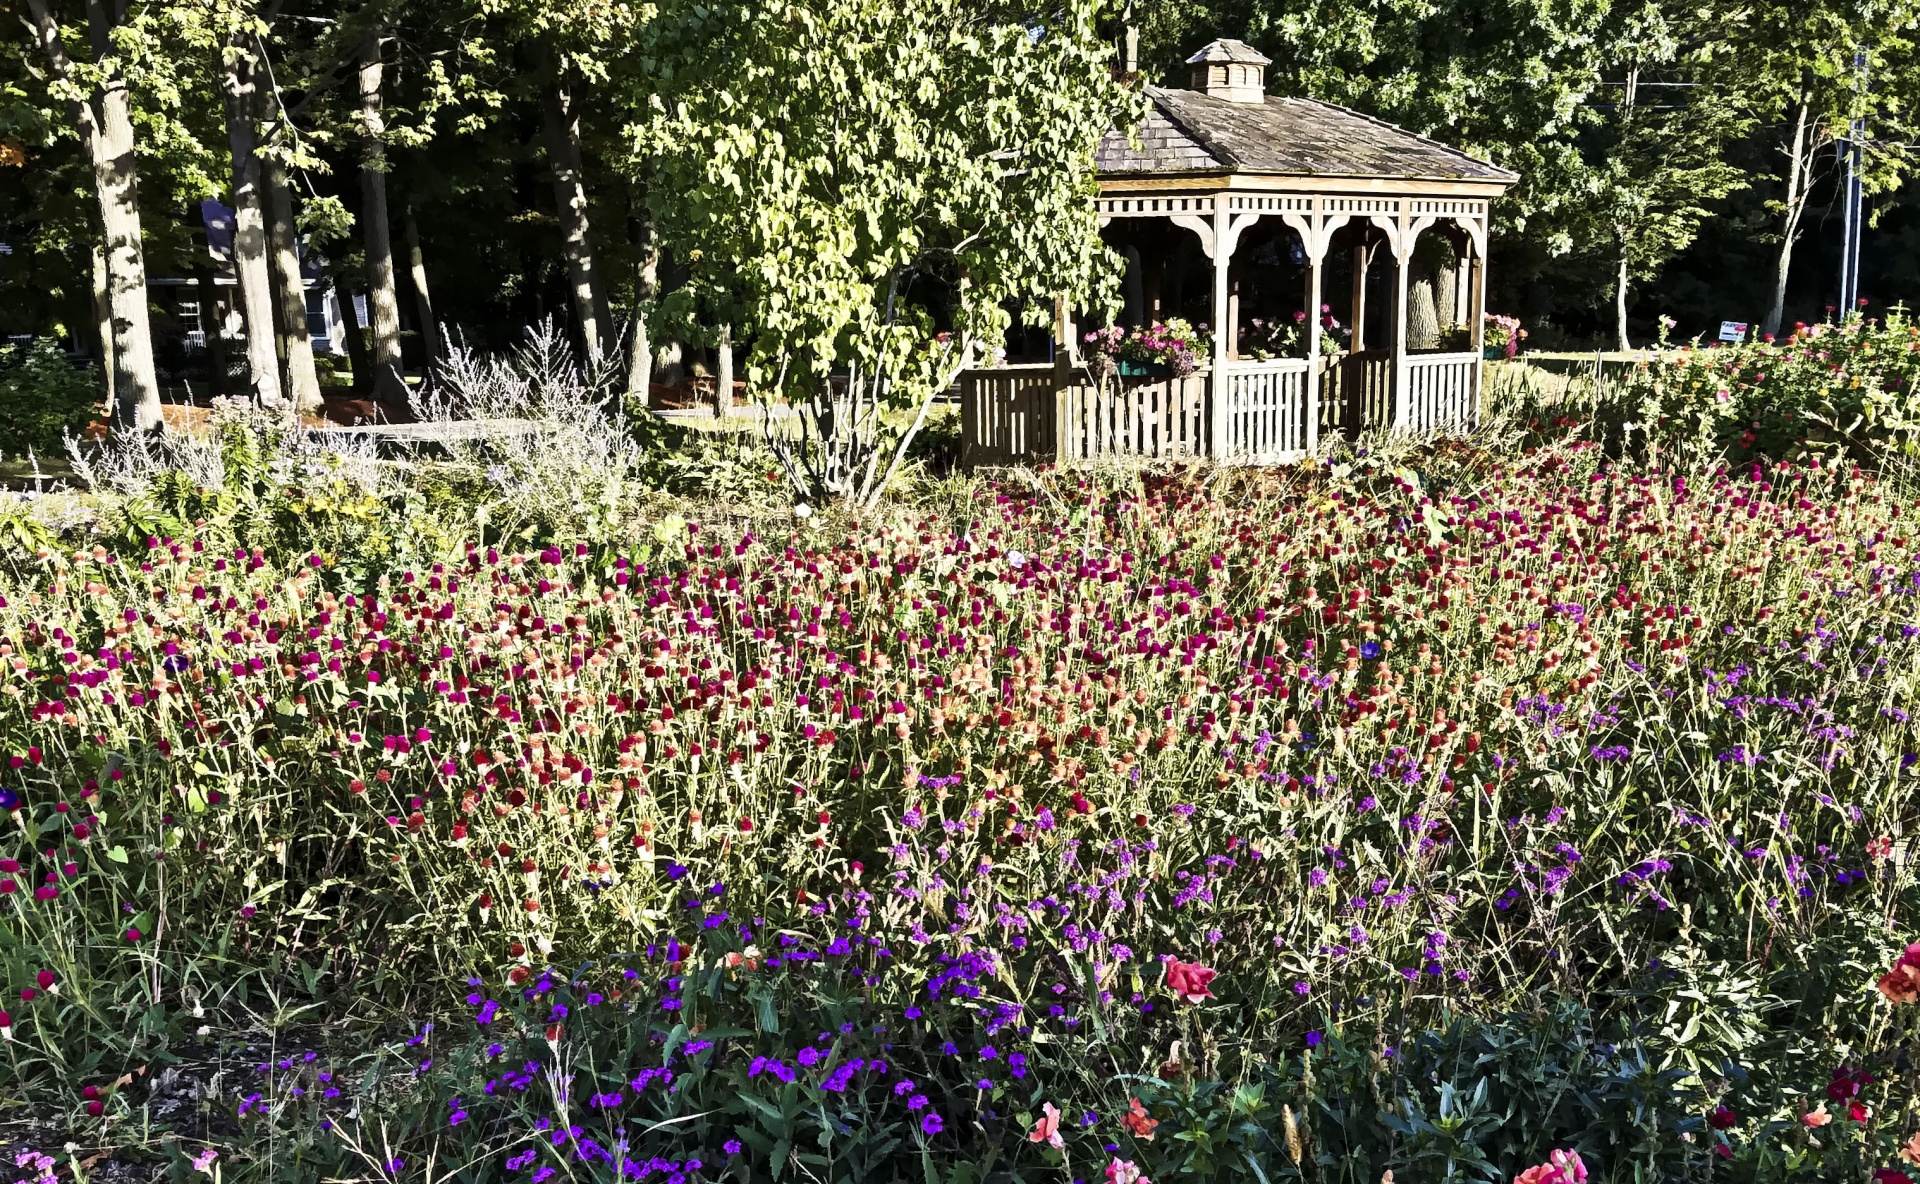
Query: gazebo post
1390 226 1412 432
1350 240 1368 353
1305 233 1323 454
1210 199 1231 459
1468 236 1487 423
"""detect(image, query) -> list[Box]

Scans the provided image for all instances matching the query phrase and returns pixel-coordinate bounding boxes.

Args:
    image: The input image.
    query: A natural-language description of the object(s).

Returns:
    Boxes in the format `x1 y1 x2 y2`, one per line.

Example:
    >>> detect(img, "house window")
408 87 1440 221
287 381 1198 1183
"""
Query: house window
306 290 332 353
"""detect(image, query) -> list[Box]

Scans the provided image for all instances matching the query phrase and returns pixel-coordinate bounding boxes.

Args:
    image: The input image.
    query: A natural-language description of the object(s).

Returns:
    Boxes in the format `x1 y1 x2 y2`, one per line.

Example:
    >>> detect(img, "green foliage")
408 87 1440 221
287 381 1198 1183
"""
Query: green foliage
630 0 1143 502
1548 312 1920 461
6 433 1920 1182
0 339 100 455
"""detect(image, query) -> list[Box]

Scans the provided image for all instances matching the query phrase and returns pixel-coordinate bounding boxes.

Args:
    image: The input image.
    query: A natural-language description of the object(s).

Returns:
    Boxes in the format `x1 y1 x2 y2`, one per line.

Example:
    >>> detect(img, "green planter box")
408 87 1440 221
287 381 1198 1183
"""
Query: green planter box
1118 359 1174 378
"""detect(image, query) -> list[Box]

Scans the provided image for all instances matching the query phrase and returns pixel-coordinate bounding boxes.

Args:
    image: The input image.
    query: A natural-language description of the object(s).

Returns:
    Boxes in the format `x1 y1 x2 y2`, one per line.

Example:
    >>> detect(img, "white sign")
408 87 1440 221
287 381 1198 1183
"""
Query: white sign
1718 320 1749 343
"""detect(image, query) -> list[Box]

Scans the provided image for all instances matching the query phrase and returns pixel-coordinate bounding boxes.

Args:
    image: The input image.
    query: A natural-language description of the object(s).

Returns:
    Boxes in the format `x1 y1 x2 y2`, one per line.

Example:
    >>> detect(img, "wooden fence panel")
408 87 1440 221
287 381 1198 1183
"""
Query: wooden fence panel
1402 353 1480 433
960 366 1056 466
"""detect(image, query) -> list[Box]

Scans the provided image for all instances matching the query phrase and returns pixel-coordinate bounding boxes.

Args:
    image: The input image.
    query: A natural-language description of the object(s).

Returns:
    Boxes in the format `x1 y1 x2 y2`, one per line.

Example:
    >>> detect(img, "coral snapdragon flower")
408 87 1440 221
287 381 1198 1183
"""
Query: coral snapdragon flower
1028 1102 1063 1150
1878 941 1920 1004
1121 1097 1158 1141
1164 959 1216 1004
1514 1149 1587 1184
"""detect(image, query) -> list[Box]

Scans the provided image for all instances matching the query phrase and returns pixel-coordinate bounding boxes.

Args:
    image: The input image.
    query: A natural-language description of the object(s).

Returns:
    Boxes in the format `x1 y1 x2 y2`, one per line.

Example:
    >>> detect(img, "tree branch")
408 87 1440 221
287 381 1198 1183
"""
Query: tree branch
24 0 101 156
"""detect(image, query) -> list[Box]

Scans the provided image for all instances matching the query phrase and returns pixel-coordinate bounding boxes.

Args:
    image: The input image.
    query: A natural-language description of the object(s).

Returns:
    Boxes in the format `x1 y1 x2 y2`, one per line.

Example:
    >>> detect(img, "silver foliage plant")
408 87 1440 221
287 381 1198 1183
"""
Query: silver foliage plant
65 396 385 500
421 321 646 539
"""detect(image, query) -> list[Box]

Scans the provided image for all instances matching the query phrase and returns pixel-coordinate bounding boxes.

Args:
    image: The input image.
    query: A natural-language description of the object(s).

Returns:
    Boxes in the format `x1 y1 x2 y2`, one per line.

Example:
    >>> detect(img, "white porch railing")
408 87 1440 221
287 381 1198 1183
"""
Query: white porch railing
1059 373 1209 461
956 352 1480 468
1401 352 1480 431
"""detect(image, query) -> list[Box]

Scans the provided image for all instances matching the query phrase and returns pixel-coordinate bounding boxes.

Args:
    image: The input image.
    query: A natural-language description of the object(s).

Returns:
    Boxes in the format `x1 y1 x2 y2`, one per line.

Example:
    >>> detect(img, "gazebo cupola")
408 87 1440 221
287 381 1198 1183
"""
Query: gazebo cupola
1186 39 1270 104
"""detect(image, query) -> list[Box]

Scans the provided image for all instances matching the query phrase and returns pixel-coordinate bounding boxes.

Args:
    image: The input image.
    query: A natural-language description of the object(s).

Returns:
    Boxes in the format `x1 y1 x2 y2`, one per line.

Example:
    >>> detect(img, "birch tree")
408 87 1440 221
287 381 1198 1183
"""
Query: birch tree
1701 0 1920 336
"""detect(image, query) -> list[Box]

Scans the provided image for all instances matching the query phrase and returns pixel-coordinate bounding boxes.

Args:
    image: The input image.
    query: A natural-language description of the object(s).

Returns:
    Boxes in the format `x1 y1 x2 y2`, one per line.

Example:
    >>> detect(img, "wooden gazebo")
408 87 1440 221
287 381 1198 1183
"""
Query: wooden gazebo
961 39 1517 466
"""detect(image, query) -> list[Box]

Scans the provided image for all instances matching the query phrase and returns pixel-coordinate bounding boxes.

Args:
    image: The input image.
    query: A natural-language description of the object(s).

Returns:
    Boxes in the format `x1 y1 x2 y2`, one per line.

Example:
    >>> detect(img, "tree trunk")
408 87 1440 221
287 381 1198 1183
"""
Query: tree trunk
402 207 439 365
1408 276 1439 350
263 149 323 417
626 209 657 402
91 243 115 410
27 0 164 428
1615 241 1631 352
543 70 608 360
223 47 284 406
357 34 408 403
332 262 375 398
715 322 733 417
194 265 228 398
1762 102 1814 339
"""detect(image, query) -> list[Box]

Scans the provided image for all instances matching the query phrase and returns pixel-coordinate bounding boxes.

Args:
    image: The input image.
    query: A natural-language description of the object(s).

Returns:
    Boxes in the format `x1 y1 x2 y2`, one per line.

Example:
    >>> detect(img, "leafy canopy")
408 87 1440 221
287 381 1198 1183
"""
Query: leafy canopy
631 0 1143 405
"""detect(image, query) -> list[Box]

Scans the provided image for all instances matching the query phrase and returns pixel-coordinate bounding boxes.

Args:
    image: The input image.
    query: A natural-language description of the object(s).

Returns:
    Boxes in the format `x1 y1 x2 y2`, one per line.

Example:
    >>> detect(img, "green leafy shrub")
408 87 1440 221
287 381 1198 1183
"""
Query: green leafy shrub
1595 313 1920 463
0 339 101 456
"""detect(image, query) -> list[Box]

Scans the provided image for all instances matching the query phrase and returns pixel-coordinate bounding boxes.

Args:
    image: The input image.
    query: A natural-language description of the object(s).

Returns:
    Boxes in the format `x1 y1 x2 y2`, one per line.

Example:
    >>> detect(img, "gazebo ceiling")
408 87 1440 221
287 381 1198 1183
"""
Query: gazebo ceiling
1098 87 1518 186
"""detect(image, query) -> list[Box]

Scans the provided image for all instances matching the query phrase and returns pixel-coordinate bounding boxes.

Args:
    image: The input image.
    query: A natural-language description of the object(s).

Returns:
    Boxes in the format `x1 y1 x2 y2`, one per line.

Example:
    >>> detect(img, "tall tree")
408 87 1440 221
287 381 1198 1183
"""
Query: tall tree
541 54 609 359
1575 5 1748 348
355 32 408 401
220 28 285 405
635 0 1140 505
262 146 323 414
23 0 164 428
1701 0 1920 336
402 205 438 363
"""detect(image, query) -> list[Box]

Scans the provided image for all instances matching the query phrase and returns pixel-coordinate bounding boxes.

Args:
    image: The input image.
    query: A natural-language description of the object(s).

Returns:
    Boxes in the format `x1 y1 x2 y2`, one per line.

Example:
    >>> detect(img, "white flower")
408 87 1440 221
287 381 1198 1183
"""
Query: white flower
1006 549 1026 568
794 503 813 519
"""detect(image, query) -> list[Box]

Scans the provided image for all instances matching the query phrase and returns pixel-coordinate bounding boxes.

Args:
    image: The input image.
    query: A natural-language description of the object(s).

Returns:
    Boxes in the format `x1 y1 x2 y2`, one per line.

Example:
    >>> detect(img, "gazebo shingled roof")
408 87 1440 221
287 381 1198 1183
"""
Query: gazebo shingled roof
1099 89 1518 184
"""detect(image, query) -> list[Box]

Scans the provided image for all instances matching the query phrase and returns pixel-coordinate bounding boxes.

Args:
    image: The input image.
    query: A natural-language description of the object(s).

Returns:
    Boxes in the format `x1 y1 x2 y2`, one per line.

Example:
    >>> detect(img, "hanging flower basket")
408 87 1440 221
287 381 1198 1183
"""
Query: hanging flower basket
1082 319 1208 381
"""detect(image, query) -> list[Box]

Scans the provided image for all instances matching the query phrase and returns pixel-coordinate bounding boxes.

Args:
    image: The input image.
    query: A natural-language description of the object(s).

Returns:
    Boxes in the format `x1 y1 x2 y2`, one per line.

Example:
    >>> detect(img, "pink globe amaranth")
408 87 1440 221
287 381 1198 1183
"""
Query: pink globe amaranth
34 970 54 990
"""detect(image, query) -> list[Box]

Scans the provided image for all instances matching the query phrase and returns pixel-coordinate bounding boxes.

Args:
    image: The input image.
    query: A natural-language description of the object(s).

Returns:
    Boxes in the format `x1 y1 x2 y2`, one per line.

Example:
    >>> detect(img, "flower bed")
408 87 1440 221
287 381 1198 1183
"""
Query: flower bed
1605 314 1920 462
2 441 1920 1181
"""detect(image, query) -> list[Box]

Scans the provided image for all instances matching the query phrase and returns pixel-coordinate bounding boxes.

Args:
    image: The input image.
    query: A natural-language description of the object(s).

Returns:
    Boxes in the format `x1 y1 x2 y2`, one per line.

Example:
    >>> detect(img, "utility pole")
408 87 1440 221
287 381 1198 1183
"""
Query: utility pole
1839 49 1866 316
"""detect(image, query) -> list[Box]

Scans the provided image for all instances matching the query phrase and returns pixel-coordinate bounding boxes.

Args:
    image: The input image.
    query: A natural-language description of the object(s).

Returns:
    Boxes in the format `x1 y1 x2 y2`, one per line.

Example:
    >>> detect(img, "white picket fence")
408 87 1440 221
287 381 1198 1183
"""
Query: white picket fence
959 351 1479 467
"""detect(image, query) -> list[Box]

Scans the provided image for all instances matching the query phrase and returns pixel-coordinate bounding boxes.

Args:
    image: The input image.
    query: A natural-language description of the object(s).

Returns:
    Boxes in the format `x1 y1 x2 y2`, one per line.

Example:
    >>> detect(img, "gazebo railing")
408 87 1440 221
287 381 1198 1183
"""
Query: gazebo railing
1059 374 1210 461
955 351 1478 467
1327 350 1392 439
1220 358 1311 461
1402 352 1480 431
